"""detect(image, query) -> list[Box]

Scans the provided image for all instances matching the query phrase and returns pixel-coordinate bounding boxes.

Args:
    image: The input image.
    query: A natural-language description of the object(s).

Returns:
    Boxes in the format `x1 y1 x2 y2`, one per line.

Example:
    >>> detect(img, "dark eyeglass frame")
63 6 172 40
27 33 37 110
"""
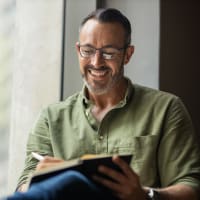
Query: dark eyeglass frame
78 44 128 60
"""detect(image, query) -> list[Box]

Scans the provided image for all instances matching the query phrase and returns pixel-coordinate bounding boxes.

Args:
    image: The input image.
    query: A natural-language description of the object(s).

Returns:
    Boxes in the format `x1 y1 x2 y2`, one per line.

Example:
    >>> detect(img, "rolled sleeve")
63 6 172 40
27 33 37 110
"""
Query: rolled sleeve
158 97 200 189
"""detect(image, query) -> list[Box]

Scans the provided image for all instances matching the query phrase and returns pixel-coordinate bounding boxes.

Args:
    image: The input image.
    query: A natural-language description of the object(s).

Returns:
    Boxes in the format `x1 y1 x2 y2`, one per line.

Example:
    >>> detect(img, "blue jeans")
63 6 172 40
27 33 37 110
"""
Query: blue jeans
5 170 118 200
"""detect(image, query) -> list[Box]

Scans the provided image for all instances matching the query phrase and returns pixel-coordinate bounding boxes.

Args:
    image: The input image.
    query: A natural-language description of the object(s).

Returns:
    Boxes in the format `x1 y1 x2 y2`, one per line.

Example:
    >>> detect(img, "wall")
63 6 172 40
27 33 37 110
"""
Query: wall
0 0 15 196
103 0 160 89
63 0 97 98
8 0 63 194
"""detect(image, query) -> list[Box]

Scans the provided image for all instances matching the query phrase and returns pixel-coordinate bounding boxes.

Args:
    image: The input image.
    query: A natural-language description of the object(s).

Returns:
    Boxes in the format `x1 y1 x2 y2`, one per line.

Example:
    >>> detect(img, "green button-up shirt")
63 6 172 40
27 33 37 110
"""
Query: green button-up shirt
18 79 200 190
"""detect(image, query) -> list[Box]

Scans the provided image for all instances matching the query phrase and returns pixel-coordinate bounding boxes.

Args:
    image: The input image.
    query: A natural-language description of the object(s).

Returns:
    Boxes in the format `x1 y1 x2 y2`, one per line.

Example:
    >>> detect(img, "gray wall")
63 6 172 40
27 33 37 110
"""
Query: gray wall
0 0 15 196
104 0 160 89
63 0 97 98
8 0 63 194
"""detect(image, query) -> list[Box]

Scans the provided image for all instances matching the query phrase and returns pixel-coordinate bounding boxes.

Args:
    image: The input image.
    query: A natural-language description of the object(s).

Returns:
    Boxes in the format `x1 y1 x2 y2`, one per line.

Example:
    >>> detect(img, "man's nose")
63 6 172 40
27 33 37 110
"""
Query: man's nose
90 50 104 67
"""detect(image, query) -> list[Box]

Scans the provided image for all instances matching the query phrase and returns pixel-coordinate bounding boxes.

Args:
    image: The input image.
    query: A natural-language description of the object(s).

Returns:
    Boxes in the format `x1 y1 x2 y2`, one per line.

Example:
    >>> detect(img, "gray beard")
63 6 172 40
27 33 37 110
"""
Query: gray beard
82 66 124 95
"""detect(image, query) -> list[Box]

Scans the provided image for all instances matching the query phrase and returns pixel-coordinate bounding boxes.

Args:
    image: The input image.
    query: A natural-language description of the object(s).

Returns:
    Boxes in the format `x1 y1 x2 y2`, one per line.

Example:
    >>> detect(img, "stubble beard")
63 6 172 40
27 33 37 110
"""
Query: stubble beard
82 65 124 95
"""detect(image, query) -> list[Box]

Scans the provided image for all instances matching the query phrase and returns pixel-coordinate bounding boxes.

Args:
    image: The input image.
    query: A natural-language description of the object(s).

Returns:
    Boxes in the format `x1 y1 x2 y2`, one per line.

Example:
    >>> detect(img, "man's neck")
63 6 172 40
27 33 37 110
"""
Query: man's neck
88 78 128 109
86 78 128 122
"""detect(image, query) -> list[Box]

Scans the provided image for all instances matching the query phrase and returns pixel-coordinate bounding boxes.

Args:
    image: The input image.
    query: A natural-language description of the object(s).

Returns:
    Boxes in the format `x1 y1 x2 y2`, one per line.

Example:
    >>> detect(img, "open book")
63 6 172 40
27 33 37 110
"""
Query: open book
26 154 133 189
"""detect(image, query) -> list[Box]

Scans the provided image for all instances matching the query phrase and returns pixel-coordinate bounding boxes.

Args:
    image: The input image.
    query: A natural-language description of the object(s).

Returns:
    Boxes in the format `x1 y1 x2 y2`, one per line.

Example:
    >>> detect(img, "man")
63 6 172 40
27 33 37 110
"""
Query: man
16 8 200 199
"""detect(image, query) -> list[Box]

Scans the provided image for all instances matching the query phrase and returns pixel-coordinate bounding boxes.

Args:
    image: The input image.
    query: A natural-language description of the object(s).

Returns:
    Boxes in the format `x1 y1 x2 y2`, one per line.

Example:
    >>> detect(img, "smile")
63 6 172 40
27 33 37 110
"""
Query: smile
89 69 107 77
88 68 109 78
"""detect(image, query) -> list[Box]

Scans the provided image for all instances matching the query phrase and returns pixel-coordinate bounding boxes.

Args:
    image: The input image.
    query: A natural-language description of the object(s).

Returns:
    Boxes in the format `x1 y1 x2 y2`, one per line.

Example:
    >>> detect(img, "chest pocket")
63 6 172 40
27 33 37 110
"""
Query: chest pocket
109 135 160 187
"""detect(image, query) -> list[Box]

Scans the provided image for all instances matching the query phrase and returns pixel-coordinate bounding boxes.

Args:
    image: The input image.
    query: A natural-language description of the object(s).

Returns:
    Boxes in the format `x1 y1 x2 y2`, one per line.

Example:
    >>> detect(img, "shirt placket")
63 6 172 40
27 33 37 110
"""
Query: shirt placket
95 121 108 154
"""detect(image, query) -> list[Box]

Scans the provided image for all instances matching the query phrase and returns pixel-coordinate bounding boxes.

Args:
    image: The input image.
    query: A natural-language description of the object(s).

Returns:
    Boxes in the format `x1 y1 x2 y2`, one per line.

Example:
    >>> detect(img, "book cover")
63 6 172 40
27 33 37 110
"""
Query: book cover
27 154 133 188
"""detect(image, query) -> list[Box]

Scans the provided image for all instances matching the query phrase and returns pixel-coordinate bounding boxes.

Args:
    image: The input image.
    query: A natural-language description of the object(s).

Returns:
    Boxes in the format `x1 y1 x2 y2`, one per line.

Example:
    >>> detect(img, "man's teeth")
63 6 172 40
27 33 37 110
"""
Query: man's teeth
90 69 107 77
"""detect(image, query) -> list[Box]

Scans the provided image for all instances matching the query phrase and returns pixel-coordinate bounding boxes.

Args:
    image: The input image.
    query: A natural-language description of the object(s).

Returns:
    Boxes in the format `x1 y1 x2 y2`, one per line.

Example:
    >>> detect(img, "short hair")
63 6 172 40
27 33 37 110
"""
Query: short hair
80 8 132 45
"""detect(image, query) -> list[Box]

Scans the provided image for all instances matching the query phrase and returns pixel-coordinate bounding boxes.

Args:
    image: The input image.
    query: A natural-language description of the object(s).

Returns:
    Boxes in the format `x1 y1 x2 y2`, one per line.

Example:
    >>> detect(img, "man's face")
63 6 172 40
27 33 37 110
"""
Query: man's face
76 19 133 95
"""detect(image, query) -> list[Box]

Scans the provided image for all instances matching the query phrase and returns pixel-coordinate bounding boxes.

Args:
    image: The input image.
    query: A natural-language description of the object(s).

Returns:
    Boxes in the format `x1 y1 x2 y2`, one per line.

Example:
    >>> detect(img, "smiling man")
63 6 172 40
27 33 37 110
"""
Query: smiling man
16 8 200 200
75 16 134 122
76 19 133 96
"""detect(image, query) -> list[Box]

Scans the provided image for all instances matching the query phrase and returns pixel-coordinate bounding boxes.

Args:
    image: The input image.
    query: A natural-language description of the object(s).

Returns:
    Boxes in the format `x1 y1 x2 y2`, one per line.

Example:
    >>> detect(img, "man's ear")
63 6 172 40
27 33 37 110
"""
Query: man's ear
124 45 134 65
75 42 80 54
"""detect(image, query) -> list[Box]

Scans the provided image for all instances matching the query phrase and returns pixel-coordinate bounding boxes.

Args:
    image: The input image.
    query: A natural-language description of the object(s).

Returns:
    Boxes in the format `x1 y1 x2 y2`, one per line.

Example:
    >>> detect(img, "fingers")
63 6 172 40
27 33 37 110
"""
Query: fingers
94 155 139 184
97 164 127 185
92 166 141 200
92 174 121 194
92 155 145 199
36 156 64 171
112 155 138 178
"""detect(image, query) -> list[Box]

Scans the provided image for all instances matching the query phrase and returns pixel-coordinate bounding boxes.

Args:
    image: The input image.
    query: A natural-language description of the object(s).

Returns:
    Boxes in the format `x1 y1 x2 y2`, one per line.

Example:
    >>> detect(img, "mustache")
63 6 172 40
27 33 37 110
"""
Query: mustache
85 65 110 71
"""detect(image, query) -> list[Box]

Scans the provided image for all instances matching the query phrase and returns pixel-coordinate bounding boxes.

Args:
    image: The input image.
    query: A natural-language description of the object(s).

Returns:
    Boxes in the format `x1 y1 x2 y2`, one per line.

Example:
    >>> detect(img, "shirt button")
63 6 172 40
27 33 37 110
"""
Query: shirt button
99 135 104 140
85 111 89 117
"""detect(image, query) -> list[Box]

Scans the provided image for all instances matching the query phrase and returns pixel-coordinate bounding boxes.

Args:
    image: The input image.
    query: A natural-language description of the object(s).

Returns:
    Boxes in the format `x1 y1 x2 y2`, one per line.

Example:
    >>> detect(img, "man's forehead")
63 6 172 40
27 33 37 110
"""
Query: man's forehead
80 19 125 33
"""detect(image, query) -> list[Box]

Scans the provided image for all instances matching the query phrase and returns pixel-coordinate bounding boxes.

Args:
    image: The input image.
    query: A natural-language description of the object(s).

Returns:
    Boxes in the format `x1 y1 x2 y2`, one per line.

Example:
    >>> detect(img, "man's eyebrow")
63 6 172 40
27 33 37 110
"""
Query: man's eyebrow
102 44 119 48
79 43 120 49
79 43 93 47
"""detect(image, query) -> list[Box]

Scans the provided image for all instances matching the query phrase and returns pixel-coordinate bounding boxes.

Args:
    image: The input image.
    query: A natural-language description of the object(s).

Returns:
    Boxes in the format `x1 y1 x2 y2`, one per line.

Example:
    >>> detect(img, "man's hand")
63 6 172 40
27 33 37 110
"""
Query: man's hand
17 156 64 192
92 155 147 200
92 155 199 200
36 156 64 171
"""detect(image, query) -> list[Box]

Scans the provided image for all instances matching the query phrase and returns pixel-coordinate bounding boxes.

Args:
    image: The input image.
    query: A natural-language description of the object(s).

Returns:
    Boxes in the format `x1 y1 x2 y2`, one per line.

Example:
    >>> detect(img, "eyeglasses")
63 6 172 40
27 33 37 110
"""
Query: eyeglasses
78 44 127 60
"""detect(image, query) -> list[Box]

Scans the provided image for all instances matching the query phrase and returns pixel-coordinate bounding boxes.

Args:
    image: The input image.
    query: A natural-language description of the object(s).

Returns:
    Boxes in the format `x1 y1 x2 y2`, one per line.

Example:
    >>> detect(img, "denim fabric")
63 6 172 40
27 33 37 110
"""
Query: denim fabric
6 170 117 200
